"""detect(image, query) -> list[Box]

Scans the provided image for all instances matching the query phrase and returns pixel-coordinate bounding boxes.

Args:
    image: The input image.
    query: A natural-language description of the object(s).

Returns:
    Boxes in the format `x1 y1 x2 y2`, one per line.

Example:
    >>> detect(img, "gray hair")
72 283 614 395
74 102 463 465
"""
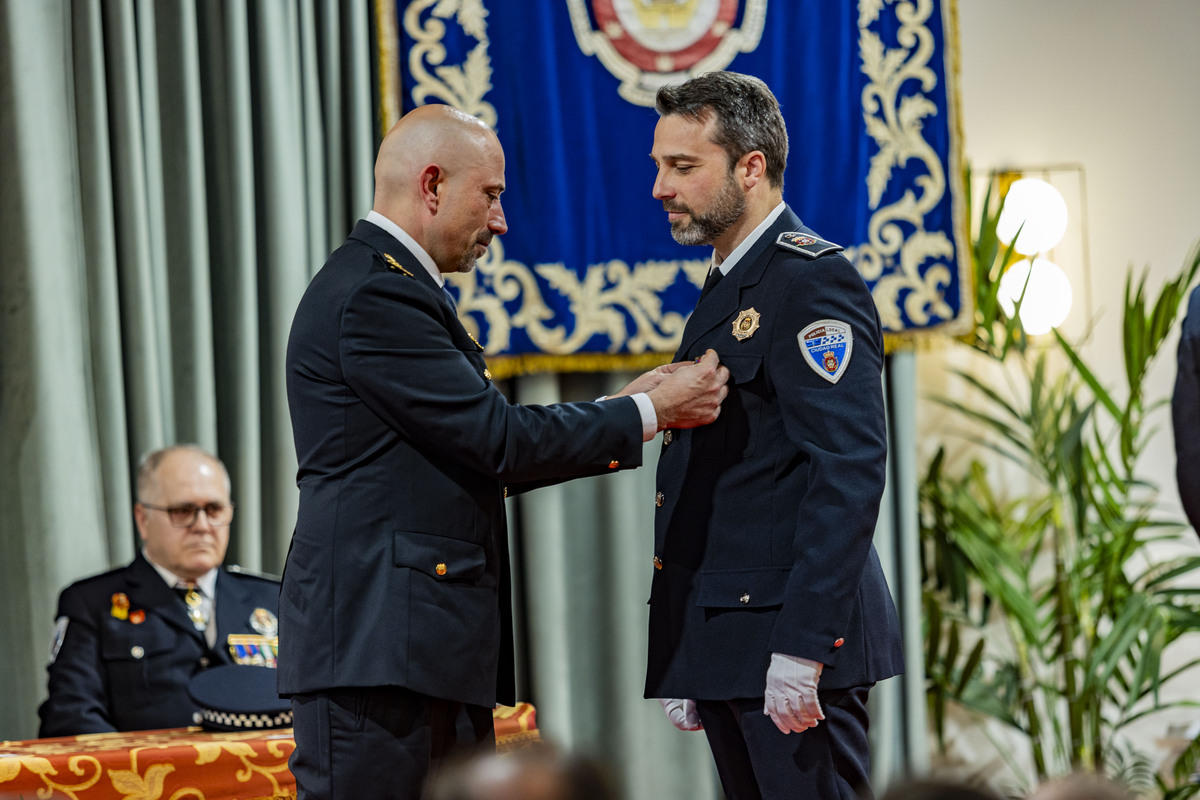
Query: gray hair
655 71 789 189
136 444 230 501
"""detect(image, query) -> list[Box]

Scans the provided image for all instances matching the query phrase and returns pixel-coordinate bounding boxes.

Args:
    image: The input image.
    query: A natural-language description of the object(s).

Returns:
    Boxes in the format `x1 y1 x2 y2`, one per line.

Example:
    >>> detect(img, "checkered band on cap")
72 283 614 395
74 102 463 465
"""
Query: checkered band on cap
200 708 294 729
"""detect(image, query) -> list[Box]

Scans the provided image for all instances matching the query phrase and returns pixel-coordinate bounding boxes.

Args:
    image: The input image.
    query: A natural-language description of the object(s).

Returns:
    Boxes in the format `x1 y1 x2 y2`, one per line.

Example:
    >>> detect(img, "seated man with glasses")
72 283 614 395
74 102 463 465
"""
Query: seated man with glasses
37 444 281 736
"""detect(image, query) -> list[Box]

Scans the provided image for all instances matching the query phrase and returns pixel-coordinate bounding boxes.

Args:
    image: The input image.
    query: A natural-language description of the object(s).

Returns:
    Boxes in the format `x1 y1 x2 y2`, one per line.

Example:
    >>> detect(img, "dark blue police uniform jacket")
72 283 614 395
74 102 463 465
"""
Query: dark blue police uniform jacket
646 207 903 700
1174 285 1200 532
280 219 643 708
37 553 280 736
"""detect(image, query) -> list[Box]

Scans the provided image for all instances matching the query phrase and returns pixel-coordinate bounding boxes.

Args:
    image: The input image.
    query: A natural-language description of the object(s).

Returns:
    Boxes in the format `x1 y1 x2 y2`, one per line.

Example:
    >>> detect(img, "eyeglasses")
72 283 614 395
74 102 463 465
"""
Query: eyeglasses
141 501 235 528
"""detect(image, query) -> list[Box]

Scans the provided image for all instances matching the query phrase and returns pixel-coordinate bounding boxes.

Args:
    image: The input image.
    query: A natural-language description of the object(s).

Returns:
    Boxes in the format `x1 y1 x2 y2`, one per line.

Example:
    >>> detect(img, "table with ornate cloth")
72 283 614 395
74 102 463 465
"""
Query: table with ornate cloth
0 703 540 800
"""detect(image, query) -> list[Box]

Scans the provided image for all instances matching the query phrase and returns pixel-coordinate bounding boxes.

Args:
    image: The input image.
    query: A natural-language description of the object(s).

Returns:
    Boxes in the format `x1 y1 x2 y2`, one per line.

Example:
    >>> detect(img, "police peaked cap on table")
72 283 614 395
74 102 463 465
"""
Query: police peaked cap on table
187 664 292 731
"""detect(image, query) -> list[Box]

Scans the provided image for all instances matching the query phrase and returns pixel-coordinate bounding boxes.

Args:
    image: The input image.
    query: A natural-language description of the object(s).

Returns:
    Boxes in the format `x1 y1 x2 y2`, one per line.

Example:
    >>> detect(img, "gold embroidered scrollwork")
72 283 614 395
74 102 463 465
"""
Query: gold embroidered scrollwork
450 239 708 356
0 753 104 799
403 0 497 126
852 0 964 333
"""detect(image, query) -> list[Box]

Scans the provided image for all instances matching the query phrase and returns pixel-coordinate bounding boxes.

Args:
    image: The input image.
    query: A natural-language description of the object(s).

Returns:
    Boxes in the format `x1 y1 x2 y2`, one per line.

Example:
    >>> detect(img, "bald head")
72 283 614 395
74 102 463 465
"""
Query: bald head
372 104 507 273
374 106 499 219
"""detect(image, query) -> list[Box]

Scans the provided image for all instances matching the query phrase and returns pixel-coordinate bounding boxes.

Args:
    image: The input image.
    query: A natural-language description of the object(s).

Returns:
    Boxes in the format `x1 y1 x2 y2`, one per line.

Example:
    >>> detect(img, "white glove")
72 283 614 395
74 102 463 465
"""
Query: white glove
659 698 703 731
763 652 824 734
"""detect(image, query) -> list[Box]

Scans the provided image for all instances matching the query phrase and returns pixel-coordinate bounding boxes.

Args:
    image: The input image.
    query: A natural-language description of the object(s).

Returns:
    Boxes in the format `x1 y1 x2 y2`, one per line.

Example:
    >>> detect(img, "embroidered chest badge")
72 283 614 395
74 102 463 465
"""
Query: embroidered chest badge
798 319 853 383
732 308 761 341
781 233 816 247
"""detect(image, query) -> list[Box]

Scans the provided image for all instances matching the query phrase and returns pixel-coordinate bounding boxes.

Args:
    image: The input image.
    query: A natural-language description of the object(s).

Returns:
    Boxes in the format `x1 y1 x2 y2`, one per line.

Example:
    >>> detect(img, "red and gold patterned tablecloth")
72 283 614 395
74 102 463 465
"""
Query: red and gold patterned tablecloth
0 703 539 800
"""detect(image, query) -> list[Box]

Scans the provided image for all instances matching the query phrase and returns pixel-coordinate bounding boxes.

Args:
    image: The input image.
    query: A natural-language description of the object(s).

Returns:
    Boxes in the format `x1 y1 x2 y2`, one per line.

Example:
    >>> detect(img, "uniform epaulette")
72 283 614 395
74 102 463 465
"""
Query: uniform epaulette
775 232 844 259
379 251 414 277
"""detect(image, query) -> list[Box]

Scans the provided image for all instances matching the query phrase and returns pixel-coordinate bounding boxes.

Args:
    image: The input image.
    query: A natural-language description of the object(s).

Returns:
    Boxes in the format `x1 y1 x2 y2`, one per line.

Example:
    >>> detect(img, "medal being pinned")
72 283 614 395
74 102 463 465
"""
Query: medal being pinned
798 319 853 383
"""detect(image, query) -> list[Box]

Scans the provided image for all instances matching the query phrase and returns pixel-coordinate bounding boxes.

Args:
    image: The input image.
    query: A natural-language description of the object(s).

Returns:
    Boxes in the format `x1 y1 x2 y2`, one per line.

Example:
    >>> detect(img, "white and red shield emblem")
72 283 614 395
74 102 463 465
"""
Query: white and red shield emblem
568 0 768 106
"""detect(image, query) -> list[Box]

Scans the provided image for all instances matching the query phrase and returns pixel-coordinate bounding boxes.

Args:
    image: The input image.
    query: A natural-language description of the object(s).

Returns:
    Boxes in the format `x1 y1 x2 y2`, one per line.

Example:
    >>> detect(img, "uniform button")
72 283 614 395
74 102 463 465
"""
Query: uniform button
503 486 508 498
663 430 673 446
436 563 448 576
655 492 665 507
130 646 144 659
199 656 210 668
608 460 619 469
834 637 845 648
739 593 751 605
193 711 203 725
652 556 663 570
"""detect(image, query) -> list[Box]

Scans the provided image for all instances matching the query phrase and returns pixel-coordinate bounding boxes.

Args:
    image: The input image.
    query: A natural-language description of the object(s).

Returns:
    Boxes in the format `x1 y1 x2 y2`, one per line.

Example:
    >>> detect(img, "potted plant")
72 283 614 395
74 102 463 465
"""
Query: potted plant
919 169 1200 796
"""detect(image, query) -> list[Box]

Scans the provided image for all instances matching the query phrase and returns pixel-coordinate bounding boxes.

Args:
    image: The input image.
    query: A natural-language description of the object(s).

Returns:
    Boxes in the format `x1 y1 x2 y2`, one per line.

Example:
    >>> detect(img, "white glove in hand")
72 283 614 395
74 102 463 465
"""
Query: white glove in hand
659 698 703 731
763 652 824 734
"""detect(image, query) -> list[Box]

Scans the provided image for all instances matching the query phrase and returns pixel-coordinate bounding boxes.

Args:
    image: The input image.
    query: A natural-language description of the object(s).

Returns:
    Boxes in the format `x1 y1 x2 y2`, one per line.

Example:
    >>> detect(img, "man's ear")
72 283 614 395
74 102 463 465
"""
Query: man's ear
133 504 150 543
419 165 442 213
740 150 767 190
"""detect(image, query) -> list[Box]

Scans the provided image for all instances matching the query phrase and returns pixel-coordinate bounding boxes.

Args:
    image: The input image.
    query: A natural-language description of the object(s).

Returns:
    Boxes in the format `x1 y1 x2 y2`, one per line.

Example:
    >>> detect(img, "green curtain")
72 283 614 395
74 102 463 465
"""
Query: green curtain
0 0 373 739
0 2 925 797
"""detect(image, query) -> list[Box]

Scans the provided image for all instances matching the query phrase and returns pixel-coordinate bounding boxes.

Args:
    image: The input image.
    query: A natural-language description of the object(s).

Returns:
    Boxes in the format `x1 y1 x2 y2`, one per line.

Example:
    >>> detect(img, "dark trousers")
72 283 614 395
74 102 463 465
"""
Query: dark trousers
289 686 495 800
696 685 873 800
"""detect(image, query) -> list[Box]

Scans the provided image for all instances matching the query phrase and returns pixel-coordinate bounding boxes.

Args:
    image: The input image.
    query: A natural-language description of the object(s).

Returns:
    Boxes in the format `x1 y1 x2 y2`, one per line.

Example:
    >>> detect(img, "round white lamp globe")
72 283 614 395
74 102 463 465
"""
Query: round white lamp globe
996 178 1069 256
997 258 1073 336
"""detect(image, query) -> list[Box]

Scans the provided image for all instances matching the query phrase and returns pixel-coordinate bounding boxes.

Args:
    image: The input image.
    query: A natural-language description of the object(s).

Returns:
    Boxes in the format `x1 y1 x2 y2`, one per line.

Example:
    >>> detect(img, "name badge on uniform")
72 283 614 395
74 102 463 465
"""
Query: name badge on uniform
798 319 853 384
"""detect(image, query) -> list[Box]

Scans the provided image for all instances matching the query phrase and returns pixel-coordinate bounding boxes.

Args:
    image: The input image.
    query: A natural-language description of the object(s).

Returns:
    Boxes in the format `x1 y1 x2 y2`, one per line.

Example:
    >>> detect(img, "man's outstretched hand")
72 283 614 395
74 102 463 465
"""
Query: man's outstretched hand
646 349 729 430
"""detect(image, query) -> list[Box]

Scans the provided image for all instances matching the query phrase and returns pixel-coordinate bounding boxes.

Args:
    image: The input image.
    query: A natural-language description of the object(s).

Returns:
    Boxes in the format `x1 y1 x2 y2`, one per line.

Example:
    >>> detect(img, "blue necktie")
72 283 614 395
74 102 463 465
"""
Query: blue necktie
442 284 458 314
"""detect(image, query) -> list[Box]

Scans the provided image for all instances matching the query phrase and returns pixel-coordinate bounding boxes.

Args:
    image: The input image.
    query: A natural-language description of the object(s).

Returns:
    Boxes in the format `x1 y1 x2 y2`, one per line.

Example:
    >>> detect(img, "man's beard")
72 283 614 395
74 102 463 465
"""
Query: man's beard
666 173 746 246
455 237 492 273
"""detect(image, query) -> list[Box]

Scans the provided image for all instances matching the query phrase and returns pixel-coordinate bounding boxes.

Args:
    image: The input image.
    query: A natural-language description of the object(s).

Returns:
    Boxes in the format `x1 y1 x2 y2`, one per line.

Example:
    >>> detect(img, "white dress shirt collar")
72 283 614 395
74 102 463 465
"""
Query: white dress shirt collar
144 550 218 598
366 210 445 287
710 202 787 279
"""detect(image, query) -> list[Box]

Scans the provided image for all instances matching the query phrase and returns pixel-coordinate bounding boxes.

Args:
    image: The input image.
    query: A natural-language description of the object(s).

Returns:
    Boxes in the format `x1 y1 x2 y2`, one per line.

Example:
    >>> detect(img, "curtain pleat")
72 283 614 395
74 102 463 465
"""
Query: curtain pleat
1 0 111 741
72 0 136 560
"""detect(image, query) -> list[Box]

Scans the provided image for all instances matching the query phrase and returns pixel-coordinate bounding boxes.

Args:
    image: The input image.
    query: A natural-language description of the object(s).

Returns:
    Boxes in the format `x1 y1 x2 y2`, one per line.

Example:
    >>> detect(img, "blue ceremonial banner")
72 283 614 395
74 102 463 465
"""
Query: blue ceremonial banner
379 0 969 376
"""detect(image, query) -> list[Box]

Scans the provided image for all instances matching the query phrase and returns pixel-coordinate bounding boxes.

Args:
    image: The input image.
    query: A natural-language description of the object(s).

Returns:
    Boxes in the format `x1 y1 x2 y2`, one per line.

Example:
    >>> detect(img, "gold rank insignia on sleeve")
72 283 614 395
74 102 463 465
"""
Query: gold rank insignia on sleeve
383 252 414 277
732 308 761 341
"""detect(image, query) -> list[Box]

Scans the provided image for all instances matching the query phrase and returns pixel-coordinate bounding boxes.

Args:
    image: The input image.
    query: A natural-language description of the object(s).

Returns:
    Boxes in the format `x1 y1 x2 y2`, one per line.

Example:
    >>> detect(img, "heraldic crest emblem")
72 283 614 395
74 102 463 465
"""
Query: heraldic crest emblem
567 0 769 106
